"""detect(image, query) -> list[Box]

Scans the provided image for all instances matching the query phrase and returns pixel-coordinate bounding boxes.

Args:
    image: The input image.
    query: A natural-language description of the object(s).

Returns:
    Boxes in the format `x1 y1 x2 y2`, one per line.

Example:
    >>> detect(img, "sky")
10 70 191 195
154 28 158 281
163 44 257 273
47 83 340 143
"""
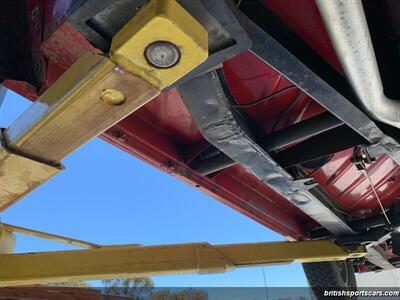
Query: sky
0 89 308 288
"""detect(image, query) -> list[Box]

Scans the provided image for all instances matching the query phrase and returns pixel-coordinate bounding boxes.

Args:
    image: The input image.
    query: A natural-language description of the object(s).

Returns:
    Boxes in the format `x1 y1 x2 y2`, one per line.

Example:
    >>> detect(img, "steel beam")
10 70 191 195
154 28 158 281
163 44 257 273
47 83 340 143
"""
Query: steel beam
272 125 366 168
195 152 236 176
0 225 15 254
2 223 100 249
237 2 397 269
260 112 343 152
365 246 395 271
239 1 400 165
173 0 251 87
180 72 355 236
0 240 365 287
194 112 344 175
0 55 159 211
239 2 378 143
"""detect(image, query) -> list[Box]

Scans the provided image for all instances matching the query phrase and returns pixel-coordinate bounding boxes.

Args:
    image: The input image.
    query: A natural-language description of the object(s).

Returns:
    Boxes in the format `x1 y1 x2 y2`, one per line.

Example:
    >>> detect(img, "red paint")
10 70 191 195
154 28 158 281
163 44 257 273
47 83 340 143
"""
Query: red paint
2 80 38 101
40 22 101 91
222 51 325 134
134 89 203 146
310 151 400 218
103 118 306 238
262 0 343 73
4 1 400 247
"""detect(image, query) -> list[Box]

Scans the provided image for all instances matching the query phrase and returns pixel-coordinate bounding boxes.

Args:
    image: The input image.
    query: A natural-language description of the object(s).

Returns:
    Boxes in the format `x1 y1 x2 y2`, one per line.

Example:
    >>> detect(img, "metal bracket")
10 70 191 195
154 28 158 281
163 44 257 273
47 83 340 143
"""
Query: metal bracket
0 128 63 169
69 0 251 88
239 1 400 166
173 0 251 86
351 146 376 172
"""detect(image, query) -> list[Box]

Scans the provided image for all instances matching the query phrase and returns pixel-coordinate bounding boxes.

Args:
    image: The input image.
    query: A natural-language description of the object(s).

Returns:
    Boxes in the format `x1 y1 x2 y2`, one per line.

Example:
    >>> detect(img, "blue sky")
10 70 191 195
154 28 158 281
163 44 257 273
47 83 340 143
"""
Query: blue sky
0 89 308 287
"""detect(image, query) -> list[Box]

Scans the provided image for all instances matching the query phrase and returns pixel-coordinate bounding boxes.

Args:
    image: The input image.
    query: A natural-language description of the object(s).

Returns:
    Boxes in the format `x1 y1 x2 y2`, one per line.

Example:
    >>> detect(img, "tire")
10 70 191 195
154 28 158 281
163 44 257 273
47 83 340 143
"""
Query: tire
303 260 357 299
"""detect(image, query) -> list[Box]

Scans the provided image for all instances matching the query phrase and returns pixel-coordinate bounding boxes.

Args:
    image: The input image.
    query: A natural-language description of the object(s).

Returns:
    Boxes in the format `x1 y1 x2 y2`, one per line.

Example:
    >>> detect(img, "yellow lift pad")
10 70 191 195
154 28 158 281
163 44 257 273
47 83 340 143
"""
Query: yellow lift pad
111 0 208 89
0 0 208 210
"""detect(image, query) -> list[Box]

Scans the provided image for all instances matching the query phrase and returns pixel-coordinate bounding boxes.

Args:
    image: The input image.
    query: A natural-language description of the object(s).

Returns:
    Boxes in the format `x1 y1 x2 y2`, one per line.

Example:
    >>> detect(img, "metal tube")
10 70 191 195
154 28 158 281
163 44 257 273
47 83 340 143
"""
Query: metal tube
260 112 342 152
273 125 366 169
316 0 400 129
2 223 101 249
195 153 236 176
195 112 343 175
310 214 388 239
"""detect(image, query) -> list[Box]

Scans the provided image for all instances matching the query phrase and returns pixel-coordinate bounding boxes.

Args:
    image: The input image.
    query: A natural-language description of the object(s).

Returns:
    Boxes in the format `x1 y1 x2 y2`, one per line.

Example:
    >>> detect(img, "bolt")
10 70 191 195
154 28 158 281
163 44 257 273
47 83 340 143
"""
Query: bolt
32 7 40 19
101 89 126 106
144 41 180 69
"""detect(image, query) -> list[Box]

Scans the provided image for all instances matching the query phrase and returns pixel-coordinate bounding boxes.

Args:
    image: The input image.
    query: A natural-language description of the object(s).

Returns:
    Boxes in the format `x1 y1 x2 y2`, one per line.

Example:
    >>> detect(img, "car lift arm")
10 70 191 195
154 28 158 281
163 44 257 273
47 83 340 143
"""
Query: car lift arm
0 223 365 286
0 224 365 287
0 0 208 211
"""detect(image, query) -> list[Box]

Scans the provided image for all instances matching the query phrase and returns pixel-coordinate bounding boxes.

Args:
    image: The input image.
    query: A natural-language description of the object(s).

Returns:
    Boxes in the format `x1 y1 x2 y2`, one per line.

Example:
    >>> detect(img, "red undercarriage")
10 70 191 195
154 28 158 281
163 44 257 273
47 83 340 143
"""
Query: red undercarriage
4 0 400 245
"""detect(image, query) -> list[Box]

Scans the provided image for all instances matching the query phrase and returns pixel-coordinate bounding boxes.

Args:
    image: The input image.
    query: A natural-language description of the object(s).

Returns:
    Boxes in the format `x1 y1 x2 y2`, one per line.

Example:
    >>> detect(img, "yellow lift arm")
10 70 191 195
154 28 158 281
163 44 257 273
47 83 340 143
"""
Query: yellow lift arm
0 223 366 286
0 0 208 211
0 224 367 287
0 226 365 287
1 223 101 249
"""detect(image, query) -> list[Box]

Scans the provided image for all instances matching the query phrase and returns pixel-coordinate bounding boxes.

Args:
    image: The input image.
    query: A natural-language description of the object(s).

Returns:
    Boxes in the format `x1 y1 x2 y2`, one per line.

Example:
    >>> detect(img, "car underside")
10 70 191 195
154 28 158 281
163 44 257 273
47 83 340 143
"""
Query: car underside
1 0 400 294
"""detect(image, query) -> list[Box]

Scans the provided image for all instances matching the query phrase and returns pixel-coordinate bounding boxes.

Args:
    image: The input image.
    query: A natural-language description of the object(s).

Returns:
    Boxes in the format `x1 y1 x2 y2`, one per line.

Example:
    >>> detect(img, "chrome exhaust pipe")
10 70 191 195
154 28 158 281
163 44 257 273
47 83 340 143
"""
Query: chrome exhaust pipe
316 0 400 129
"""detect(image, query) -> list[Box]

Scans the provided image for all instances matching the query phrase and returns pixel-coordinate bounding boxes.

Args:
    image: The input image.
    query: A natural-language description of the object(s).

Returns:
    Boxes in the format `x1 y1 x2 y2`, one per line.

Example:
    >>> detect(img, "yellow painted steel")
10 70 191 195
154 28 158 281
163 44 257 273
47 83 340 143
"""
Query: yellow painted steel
8 54 159 163
111 0 208 89
0 0 208 210
0 240 366 287
0 143 61 211
0 54 160 210
2 223 100 249
0 226 15 254
217 240 366 265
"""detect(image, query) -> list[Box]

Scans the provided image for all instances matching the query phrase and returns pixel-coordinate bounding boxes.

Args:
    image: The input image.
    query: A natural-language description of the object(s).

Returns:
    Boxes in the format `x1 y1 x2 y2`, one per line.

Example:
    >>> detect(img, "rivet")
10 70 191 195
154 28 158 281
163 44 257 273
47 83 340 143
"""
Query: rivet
101 89 126 106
